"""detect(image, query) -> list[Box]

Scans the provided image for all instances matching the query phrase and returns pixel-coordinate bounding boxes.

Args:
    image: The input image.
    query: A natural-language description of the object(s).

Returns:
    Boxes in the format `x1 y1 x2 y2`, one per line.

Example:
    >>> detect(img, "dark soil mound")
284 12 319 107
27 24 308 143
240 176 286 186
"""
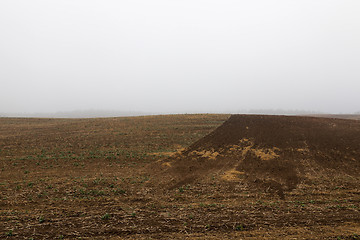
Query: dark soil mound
157 115 360 198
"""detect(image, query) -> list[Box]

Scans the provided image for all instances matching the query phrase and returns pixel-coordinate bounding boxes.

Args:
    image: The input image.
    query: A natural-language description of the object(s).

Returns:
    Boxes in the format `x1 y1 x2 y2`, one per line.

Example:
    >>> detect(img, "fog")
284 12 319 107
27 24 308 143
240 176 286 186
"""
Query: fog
1 0 360 117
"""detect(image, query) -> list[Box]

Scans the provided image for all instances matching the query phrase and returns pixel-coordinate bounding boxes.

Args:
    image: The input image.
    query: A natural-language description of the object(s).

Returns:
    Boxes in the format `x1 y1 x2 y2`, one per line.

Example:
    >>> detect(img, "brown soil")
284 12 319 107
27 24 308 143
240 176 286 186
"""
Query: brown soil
157 115 360 199
1 114 359 239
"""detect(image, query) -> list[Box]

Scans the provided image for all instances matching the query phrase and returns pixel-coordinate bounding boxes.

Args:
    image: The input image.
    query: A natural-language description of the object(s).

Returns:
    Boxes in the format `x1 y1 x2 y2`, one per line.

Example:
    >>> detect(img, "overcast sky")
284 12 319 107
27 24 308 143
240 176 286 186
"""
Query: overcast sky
1 0 360 115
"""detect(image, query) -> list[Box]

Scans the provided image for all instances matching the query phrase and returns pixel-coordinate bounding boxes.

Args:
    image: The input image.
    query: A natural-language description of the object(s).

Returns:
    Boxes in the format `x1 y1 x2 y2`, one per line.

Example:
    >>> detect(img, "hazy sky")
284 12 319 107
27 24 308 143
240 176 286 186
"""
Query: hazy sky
1 0 360 114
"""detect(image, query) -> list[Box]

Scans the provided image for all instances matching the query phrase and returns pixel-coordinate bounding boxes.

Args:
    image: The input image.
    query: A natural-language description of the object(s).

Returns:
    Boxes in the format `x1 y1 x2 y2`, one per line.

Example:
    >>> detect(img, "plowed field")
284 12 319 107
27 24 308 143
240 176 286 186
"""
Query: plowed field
1 114 359 239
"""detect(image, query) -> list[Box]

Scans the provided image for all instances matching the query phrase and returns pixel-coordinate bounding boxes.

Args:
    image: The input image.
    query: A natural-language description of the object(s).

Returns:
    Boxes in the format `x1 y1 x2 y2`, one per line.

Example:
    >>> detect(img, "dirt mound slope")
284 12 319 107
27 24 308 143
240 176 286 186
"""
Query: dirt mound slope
157 115 360 198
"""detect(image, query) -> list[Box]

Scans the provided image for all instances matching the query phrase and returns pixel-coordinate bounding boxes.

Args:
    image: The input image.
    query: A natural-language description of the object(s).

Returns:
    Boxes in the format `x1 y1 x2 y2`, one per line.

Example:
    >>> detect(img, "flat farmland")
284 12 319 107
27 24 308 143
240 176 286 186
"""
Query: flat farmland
1 114 359 239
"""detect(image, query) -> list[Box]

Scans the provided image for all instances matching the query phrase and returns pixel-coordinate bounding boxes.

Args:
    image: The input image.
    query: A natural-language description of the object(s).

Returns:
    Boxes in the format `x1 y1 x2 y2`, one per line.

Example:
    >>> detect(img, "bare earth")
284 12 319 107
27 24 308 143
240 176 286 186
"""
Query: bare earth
0 114 359 239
